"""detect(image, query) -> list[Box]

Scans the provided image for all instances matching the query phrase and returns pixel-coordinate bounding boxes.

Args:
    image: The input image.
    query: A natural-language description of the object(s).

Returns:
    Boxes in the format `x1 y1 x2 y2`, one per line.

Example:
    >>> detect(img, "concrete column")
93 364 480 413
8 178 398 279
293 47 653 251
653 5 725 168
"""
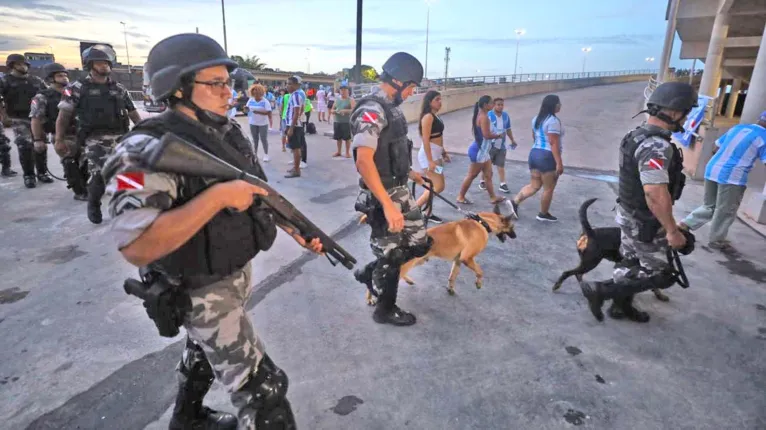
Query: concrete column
725 78 742 118
742 22 766 224
698 12 730 99
657 0 680 82
740 23 766 123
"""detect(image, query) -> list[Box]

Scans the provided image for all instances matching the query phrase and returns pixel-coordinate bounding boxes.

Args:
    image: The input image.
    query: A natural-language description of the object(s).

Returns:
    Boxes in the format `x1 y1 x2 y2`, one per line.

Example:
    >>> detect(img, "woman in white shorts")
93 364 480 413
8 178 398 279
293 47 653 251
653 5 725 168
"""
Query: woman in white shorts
415 90 449 223
315 86 328 122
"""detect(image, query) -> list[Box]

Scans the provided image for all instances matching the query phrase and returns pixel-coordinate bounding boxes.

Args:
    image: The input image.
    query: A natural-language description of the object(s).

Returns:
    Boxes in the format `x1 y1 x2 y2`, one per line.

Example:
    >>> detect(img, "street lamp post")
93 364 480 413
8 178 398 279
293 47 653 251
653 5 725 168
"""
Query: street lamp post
355 0 363 84
120 21 134 90
424 0 435 79
221 0 228 55
513 29 525 79
48 45 54 60
581 47 592 73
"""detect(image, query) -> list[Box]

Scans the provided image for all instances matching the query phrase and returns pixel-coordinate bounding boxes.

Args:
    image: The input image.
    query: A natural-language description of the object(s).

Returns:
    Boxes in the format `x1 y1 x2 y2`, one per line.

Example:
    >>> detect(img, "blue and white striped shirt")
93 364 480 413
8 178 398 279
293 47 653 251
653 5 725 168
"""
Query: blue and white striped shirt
287 89 306 128
488 110 511 149
704 124 766 186
531 114 563 151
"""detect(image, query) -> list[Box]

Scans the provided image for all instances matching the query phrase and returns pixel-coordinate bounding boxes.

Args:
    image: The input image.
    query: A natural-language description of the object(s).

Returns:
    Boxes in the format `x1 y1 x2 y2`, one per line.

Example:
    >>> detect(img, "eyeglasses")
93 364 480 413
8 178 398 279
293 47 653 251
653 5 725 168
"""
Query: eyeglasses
195 80 232 91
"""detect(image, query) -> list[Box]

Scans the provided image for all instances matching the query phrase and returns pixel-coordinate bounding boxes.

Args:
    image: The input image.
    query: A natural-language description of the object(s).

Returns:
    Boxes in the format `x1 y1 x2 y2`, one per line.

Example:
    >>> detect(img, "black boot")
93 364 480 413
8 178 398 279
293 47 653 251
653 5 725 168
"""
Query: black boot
62 157 88 201
35 150 53 184
0 150 16 177
371 258 416 326
87 172 105 224
231 354 297 430
19 147 36 188
169 339 238 430
610 295 650 323
354 260 378 297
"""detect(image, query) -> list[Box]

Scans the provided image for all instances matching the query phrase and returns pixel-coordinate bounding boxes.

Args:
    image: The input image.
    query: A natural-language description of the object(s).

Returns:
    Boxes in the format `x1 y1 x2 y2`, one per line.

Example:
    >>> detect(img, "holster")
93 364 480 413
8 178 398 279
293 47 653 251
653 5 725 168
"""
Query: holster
354 190 379 215
123 272 192 338
637 218 661 243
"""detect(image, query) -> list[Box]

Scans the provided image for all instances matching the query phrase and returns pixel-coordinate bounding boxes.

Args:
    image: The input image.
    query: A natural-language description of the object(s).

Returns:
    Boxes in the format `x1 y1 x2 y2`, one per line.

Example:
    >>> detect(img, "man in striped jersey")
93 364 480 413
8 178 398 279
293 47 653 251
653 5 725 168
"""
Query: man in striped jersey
680 111 766 251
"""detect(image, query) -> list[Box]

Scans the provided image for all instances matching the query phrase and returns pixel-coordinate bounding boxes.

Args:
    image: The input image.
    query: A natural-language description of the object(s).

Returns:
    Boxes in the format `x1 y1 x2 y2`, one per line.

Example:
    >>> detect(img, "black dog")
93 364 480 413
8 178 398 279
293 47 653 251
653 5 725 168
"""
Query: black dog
552 198 669 302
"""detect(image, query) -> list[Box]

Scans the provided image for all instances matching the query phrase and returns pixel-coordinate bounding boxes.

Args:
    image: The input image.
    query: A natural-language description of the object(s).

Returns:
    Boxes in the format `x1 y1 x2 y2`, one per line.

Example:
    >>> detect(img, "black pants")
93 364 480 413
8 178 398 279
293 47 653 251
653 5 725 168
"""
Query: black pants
287 127 307 163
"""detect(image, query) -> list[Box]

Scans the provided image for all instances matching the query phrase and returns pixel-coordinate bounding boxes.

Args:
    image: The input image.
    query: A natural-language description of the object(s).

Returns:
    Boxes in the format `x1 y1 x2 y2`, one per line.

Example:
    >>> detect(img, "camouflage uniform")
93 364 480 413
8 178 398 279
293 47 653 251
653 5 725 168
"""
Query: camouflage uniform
613 133 674 283
107 163 266 394
0 73 46 180
351 88 429 324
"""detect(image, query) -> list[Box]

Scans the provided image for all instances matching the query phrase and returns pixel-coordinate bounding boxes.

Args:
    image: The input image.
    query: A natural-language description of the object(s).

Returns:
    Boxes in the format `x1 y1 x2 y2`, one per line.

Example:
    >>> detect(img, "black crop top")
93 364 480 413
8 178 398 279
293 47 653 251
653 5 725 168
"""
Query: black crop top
428 113 444 138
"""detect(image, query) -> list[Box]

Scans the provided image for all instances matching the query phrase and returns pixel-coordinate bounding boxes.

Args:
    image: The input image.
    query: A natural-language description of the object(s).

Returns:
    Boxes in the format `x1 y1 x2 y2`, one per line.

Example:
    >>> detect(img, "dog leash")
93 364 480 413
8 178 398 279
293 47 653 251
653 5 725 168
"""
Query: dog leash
416 180 493 234
666 249 690 289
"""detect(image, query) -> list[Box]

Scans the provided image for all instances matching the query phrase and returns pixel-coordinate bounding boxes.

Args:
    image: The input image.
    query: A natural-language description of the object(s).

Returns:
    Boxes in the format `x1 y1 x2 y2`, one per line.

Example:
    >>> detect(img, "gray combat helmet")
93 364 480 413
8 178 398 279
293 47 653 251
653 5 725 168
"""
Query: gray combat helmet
6 53 29 67
146 33 238 101
82 44 117 70
647 81 698 112
380 52 424 88
43 63 67 80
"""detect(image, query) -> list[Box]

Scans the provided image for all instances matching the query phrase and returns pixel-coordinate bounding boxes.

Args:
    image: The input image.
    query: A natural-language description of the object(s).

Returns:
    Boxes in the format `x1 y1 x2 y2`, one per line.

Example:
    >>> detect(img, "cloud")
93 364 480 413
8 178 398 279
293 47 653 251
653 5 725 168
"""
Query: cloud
273 40 417 52
36 34 87 43
0 9 76 22
441 33 663 47
125 31 150 39
0 0 88 17
0 35 39 52
361 27 433 37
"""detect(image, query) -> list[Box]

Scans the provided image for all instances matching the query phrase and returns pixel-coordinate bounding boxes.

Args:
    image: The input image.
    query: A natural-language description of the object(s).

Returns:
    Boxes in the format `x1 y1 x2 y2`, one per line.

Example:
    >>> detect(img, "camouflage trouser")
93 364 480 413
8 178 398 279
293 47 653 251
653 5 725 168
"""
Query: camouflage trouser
366 185 429 258
613 207 670 283
0 121 11 166
84 134 121 176
183 261 265 394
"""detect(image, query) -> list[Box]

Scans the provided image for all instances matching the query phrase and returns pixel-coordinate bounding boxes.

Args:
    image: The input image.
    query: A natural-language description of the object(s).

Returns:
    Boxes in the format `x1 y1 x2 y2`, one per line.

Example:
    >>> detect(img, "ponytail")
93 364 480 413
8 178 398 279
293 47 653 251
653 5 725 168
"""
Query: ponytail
471 102 480 141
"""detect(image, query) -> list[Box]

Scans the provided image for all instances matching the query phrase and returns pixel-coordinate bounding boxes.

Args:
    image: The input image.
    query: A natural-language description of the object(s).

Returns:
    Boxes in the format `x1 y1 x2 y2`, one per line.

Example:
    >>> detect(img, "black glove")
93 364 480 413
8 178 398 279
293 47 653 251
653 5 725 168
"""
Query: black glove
679 229 696 255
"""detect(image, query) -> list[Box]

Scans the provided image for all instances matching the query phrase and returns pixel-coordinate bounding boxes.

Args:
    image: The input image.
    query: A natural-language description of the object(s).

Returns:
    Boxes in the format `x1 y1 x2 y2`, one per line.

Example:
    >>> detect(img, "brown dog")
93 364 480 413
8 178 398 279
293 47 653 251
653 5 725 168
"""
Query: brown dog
361 205 516 303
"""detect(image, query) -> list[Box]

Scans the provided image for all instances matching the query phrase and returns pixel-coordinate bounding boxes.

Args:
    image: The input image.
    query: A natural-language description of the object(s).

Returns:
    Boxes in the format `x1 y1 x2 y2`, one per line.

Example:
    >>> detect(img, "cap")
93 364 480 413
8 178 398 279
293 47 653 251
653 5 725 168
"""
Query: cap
289 75 302 84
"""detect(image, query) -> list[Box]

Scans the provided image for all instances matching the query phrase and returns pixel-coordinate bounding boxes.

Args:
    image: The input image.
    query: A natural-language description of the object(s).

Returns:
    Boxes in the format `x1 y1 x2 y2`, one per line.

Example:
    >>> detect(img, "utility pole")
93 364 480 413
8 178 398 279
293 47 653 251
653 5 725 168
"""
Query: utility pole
424 3 430 79
221 0 228 55
443 46 450 91
120 21 133 90
355 0 363 84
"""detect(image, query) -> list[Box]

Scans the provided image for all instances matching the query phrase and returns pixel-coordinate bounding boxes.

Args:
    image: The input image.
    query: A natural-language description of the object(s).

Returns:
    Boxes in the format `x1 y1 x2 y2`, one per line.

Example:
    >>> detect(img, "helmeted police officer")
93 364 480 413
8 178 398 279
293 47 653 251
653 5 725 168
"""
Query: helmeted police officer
30 62 88 200
0 53 48 185
55 44 142 223
102 33 322 429
580 82 697 323
350 52 431 326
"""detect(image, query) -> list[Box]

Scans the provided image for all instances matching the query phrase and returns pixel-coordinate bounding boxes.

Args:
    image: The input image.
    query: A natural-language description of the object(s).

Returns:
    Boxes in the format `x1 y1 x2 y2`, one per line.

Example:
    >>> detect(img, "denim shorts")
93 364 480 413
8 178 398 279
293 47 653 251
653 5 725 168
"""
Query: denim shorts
528 148 556 172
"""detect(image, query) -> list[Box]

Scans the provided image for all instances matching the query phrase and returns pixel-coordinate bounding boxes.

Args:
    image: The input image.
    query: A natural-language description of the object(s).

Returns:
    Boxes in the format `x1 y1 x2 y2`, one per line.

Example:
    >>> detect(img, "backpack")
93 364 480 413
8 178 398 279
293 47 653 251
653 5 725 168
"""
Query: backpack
306 122 317 135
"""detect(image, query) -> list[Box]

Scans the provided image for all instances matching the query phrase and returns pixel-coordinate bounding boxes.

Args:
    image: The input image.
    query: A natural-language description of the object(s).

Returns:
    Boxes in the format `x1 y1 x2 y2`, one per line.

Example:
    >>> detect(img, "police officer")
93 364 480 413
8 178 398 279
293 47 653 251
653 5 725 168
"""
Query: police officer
30 63 88 200
55 44 142 223
580 82 697 323
350 52 431 326
102 33 322 429
0 54 48 186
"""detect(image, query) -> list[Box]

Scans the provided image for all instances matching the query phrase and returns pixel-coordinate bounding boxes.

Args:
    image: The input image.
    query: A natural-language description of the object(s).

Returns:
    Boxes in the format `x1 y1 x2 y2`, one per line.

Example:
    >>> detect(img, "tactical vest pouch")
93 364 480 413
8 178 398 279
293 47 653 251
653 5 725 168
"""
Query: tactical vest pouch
637 218 662 243
251 205 277 252
354 190 378 214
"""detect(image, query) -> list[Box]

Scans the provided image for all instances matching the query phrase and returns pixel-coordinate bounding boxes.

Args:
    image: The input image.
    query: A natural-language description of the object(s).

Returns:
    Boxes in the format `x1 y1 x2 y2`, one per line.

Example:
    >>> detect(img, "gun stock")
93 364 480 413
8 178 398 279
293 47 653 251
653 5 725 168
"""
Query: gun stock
124 278 149 300
143 133 356 270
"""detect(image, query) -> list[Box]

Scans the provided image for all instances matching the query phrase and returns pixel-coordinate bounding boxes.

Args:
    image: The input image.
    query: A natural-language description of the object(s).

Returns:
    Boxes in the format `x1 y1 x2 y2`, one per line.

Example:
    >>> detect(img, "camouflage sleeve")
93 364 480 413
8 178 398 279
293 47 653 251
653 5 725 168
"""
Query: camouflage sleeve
105 133 180 249
57 81 81 112
634 136 673 185
350 100 387 152
29 93 48 119
35 76 46 91
118 83 137 112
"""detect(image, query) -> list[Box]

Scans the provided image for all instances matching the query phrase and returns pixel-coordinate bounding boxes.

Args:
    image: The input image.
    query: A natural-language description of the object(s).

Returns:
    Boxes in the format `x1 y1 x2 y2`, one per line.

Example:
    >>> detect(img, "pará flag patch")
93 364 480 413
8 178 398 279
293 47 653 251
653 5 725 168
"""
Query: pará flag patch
646 158 664 170
116 172 144 190
361 111 378 123
63 88 72 97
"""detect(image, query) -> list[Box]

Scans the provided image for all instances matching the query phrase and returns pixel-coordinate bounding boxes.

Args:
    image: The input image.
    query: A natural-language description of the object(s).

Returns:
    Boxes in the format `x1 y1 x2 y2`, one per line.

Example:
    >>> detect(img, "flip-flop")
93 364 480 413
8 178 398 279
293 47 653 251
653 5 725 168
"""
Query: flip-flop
456 198 473 205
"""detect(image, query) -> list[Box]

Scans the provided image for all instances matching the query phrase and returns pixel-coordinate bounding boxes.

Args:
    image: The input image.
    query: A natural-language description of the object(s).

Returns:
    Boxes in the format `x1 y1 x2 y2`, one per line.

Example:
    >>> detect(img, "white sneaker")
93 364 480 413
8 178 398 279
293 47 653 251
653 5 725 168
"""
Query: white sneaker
263 155 270 162
300 161 307 168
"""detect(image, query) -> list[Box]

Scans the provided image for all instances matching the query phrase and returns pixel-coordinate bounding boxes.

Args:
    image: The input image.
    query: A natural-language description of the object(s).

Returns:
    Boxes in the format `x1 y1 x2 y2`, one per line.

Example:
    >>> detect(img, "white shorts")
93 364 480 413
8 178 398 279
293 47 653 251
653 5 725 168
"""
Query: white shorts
316 102 328 113
418 143 444 171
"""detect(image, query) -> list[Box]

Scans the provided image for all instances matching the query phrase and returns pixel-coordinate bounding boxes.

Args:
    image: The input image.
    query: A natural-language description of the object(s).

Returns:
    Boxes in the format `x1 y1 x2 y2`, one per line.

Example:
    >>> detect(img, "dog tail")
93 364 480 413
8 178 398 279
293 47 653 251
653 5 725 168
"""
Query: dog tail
579 198 598 237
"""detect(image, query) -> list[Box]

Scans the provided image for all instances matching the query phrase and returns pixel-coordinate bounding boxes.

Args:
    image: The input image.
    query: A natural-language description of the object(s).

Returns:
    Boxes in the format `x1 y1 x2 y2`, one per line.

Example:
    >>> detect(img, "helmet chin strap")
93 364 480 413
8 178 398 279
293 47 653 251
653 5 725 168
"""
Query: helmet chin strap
633 105 688 133
382 75 405 106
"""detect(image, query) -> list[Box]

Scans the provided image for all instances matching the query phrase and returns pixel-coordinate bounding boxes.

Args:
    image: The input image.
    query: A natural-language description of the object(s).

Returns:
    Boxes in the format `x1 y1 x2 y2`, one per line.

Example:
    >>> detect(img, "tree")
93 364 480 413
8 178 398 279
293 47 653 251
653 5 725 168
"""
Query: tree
230 54 267 71
346 64 379 83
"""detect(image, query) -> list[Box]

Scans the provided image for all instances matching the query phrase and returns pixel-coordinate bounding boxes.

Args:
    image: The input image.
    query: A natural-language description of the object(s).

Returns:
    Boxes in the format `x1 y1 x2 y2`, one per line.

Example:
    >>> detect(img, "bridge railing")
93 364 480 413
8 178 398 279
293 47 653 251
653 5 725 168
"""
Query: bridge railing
352 69 655 98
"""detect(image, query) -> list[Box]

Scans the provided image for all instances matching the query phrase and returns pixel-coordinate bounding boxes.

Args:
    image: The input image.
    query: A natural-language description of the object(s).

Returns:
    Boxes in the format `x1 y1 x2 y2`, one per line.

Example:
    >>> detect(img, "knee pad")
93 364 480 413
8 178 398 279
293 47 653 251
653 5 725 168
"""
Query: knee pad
233 355 295 429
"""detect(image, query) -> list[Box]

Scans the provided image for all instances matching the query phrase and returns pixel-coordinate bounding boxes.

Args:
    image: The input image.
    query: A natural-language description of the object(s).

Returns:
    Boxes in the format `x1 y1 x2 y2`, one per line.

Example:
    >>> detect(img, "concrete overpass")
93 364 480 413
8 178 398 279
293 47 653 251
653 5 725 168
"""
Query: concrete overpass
661 0 766 225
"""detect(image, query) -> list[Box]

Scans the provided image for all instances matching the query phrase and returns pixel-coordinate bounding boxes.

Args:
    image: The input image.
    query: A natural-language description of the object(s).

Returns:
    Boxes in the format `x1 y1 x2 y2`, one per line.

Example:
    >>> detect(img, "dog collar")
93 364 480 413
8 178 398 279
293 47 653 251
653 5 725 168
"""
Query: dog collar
467 213 492 233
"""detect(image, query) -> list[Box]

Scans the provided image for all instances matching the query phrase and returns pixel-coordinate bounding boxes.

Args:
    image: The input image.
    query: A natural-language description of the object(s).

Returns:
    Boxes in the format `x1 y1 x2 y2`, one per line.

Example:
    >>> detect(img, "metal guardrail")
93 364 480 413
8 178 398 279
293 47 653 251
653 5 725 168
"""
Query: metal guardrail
351 69 655 99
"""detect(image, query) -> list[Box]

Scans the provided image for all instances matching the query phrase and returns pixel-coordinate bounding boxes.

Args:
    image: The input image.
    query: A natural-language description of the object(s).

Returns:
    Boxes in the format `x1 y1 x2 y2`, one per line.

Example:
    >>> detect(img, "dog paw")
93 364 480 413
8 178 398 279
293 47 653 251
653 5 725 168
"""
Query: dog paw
366 296 377 306
552 283 562 292
447 287 456 296
475 282 482 290
652 289 670 302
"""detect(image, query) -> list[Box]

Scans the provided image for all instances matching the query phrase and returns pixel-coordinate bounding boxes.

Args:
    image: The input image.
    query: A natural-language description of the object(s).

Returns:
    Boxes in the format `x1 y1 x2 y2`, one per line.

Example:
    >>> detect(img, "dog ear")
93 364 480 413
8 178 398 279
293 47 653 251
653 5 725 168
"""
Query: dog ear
493 203 501 215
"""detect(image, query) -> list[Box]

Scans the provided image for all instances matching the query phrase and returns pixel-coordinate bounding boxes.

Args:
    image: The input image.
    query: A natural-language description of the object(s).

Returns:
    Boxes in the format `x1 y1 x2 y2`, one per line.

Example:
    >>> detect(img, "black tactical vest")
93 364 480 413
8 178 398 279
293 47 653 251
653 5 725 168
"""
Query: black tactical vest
120 110 274 283
40 88 75 135
2 74 42 119
353 93 412 189
76 79 126 137
618 125 686 219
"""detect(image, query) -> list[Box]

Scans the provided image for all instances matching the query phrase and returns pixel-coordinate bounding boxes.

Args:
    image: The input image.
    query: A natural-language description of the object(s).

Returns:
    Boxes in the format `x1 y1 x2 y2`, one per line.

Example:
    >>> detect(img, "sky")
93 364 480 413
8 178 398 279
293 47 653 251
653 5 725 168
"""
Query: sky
0 0 693 77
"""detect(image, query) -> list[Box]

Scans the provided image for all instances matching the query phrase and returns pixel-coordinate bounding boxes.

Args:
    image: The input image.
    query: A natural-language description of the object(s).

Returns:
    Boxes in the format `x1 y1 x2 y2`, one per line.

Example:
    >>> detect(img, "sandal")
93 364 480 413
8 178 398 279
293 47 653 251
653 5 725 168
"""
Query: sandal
456 198 473 205
332 152 342 157
284 170 301 178
490 197 506 204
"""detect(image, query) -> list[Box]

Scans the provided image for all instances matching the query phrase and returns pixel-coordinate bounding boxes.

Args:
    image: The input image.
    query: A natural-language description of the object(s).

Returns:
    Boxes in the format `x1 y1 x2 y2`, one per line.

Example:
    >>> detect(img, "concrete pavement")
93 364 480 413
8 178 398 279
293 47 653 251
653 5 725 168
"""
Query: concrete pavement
1 84 765 429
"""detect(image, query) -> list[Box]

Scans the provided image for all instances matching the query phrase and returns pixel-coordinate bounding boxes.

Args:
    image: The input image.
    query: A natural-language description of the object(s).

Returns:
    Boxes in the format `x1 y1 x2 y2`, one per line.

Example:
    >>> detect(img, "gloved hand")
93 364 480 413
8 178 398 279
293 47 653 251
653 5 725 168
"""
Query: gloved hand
678 229 696 255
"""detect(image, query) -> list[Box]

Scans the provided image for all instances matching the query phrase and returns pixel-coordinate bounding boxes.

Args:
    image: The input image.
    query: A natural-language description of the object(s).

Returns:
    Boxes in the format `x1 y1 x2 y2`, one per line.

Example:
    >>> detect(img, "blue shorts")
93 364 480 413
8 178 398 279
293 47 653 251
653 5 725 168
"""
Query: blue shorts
468 141 479 163
467 140 491 164
528 148 557 173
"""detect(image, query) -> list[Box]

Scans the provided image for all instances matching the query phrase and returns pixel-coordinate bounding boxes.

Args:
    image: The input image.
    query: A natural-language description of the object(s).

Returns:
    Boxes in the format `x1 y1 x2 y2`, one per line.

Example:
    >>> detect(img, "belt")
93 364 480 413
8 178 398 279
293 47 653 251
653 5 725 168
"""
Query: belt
359 176 408 190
